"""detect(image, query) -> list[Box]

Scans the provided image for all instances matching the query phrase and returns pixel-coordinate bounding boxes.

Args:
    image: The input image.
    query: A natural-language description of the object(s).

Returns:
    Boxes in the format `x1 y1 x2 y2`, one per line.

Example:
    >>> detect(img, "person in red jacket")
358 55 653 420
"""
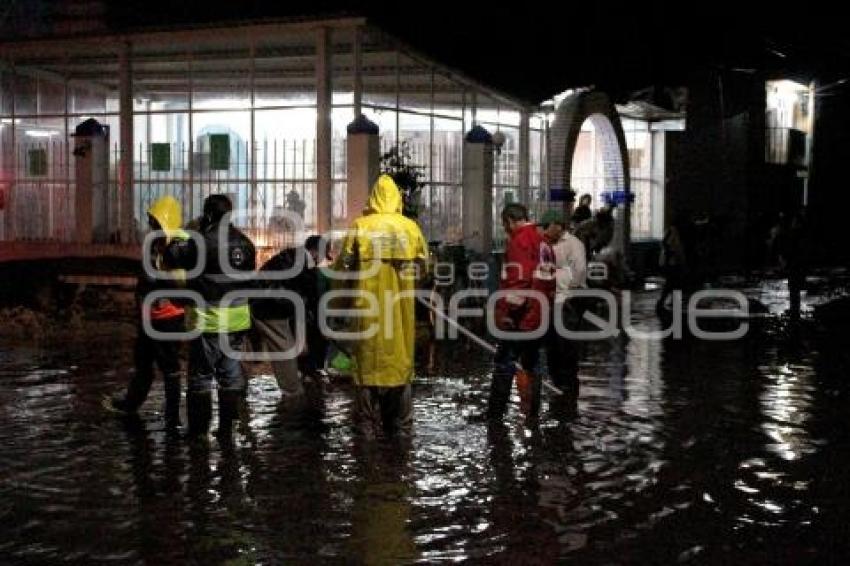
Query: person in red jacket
484 203 555 422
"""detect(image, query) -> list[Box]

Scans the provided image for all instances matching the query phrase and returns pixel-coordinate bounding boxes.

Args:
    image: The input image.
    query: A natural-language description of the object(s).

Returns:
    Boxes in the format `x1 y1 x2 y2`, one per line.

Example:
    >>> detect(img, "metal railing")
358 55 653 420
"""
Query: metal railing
379 137 463 244
2 139 75 242
0 136 471 251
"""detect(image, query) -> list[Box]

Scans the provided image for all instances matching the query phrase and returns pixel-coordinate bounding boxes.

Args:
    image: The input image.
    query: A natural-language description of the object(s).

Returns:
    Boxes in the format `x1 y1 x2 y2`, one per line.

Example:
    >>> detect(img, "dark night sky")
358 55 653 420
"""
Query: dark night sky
107 1 850 103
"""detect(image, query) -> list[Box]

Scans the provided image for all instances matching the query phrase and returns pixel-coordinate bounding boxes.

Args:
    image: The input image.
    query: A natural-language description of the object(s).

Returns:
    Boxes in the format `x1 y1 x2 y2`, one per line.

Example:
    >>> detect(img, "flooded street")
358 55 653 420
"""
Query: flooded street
2 282 850 564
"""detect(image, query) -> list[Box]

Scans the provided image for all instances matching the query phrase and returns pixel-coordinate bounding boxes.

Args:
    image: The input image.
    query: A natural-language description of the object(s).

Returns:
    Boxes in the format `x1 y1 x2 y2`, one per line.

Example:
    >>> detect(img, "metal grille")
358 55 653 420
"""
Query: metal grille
130 137 319 251
379 137 463 244
5 139 75 241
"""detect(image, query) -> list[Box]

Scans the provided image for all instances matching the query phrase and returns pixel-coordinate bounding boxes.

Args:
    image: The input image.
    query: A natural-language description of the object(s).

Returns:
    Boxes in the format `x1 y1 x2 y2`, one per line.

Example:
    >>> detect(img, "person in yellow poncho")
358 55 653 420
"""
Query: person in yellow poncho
334 174 427 438
105 195 188 430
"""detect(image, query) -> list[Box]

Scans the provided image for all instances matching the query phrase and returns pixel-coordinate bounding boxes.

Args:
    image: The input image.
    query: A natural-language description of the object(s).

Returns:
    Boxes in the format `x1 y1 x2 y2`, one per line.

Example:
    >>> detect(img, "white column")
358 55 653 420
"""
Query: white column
315 27 332 234
74 134 93 243
346 117 380 226
73 119 111 244
462 125 494 254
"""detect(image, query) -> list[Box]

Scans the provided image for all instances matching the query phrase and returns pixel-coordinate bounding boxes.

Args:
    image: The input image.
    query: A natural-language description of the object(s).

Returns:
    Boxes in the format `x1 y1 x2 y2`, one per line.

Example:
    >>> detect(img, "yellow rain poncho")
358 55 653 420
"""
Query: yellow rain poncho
147 195 189 280
336 175 427 387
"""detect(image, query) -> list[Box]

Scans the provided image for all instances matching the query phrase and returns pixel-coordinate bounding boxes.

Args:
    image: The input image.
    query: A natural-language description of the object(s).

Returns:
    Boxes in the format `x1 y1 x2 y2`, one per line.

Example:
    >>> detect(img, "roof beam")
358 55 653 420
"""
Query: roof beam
0 18 367 60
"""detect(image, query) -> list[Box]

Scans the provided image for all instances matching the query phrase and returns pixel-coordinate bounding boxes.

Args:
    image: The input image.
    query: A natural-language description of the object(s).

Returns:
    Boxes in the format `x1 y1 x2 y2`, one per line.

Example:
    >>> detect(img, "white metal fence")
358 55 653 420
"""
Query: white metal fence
1 136 551 250
2 139 75 242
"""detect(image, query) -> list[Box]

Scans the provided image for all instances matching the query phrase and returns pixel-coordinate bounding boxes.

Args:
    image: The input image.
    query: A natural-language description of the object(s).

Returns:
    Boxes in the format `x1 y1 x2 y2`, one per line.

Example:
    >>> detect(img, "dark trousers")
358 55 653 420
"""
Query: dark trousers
124 316 183 420
544 300 582 395
788 267 805 318
658 266 686 309
488 337 541 419
298 322 328 377
184 333 247 436
355 384 412 438
188 332 247 394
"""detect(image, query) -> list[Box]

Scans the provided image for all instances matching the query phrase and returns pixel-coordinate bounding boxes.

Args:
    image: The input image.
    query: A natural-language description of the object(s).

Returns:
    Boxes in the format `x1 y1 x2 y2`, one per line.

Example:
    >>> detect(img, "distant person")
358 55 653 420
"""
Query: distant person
572 193 593 225
285 189 307 219
106 196 187 431
771 208 810 318
656 214 690 313
335 175 427 438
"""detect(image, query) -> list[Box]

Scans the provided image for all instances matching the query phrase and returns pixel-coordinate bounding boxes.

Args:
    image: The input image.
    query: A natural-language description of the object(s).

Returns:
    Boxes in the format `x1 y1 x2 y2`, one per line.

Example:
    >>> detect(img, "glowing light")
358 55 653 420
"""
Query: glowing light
25 130 59 138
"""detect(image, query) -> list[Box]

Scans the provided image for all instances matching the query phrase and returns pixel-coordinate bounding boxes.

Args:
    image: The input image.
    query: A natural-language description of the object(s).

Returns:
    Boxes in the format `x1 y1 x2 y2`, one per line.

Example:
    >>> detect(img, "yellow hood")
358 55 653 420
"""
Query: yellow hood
334 173 427 388
338 174 427 263
367 174 403 214
147 196 183 240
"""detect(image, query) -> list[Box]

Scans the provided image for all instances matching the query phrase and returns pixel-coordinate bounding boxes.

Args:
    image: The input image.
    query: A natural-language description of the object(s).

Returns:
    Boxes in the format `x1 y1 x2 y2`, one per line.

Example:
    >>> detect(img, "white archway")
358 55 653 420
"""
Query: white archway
549 91 631 251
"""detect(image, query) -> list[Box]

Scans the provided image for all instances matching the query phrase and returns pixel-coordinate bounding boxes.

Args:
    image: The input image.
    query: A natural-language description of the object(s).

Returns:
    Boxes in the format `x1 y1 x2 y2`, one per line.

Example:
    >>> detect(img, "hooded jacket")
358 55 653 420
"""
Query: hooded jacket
336 175 427 387
341 175 427 263
139 196 187 321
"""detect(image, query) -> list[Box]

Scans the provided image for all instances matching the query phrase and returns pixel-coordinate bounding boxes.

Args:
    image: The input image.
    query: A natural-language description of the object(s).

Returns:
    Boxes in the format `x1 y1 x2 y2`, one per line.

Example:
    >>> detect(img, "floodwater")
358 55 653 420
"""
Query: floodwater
2 279 850 564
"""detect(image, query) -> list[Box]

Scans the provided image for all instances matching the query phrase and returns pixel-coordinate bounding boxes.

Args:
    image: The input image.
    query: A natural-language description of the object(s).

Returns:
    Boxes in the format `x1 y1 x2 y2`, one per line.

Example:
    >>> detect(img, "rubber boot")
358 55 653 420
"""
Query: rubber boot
215 390 242 441
354 387 378 440
302 373 326 428
111 367 155 415
486 371 514 421
107 395 135 416
163 373 182 430
527 372 543 422
186 391 212 437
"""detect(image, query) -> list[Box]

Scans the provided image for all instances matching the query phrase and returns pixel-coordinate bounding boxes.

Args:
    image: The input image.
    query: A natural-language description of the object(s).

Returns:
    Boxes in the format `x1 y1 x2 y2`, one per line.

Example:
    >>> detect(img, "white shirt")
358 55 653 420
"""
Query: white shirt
550 231 587 301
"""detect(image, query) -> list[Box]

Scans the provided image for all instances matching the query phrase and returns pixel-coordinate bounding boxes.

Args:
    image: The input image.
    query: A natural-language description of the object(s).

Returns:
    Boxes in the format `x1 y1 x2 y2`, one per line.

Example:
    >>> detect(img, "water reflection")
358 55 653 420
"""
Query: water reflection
1 288 850 562
349 440 417 563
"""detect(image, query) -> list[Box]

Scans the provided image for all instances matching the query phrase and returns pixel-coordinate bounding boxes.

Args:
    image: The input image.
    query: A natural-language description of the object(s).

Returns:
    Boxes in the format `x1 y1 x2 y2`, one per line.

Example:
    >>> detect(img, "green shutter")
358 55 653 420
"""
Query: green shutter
209 134 230 170
28 149 47 176
151 143 171 171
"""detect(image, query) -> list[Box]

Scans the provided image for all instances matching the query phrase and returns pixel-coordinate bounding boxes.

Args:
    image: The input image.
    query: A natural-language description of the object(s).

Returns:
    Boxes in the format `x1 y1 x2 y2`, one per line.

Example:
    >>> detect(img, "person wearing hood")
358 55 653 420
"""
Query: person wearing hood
106 195 188 430
334 174 427 438
163 194 256 439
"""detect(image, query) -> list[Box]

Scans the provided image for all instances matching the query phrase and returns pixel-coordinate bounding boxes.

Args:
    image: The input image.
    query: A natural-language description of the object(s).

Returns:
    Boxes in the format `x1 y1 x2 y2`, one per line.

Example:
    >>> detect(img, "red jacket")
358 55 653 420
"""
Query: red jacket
496 223 555 332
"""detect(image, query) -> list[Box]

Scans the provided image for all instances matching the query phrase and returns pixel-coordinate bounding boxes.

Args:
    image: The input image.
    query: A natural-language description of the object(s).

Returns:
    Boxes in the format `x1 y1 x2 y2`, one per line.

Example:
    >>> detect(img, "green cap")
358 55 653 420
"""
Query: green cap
538 209 566 227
